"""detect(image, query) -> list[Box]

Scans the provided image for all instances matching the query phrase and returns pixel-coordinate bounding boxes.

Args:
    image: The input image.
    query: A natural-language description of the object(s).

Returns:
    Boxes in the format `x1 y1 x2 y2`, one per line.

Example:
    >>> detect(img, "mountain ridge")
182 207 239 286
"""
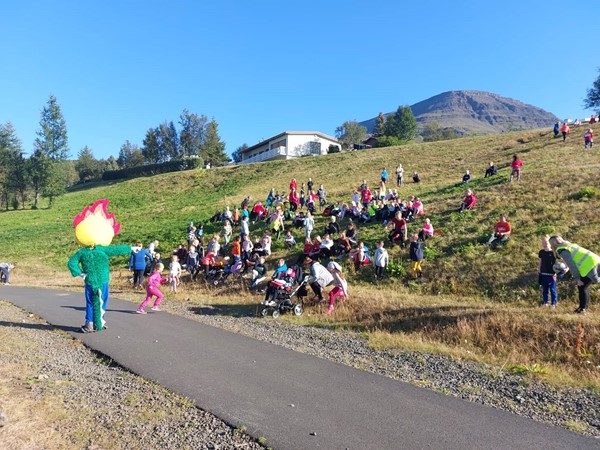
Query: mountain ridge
360 90 559 135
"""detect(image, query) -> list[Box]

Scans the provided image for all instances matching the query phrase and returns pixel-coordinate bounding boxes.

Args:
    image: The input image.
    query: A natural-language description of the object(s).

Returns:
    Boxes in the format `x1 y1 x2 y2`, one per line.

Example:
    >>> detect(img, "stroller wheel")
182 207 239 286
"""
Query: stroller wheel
272 310 281 319
213 280 220 286
260 307 269 317
293 304 304 316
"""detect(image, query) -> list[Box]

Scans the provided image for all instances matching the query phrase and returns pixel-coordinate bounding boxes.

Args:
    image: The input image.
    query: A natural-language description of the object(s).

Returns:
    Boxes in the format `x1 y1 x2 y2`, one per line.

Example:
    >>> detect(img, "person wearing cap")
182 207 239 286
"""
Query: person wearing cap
304 257 333 303
548 236 600 314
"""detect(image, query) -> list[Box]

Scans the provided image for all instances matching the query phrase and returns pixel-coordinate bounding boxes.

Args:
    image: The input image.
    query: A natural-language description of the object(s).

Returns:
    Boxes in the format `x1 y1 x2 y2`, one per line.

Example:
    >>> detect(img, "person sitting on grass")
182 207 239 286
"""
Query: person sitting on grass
487 214 511 247
418 218 434 242
349 241 369 271
284 230 297 249
485 161 497 178
388 211 408 247
345 221 358 246
459 189 477 212
461 170 472 184
336 231 352 257
324 216 340 237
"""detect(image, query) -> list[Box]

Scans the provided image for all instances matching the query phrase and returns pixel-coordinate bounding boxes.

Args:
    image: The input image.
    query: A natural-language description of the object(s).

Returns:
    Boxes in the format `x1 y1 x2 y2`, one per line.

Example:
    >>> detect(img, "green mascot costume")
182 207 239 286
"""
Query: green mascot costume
67 199 132 333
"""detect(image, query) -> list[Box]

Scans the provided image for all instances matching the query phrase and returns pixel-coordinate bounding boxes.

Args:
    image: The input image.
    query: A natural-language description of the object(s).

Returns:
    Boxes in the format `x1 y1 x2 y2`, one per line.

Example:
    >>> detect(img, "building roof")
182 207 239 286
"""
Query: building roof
243 131 340 153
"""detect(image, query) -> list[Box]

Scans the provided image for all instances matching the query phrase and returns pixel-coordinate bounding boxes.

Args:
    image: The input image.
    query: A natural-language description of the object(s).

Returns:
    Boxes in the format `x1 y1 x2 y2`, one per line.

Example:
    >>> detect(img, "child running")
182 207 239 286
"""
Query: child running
326 261 349 314
136 263 167 313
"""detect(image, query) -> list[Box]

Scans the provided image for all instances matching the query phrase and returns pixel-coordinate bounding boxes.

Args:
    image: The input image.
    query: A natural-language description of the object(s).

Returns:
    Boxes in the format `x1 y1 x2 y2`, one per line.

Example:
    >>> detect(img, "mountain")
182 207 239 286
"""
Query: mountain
359 90 559 135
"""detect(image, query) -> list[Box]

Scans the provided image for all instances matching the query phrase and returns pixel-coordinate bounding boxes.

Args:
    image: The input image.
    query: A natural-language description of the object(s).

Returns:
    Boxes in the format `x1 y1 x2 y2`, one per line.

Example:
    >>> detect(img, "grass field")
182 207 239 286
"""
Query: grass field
1 124 599 388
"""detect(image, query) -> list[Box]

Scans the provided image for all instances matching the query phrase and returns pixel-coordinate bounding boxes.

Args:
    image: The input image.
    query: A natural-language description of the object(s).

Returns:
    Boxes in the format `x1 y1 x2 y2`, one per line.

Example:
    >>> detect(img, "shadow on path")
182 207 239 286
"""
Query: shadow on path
0 320 80 333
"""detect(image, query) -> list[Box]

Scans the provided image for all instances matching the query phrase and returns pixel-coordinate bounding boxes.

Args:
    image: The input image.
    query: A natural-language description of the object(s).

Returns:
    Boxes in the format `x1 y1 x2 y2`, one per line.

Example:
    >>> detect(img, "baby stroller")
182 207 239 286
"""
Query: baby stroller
260 267 308 318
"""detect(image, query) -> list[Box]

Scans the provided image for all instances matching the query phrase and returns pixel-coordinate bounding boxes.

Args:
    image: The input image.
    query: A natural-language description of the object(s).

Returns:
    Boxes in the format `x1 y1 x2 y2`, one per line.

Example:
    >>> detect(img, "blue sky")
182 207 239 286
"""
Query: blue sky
1 0 594 160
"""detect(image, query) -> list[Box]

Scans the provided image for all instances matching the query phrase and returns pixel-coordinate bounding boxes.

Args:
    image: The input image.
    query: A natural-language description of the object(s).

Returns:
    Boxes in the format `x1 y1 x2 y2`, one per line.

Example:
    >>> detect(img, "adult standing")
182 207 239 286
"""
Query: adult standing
129 242 152 290
395 164 404 186
549 236 600 314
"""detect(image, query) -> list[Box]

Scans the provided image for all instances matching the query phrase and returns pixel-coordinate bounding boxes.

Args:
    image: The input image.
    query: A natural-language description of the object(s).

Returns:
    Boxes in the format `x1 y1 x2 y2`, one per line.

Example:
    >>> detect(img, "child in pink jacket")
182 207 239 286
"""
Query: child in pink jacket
136 263 167 314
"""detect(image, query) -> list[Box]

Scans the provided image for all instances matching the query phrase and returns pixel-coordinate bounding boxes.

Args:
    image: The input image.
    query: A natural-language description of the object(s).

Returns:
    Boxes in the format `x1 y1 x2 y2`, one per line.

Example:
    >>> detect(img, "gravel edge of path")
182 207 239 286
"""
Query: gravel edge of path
162 298 600 438
0 301 264 450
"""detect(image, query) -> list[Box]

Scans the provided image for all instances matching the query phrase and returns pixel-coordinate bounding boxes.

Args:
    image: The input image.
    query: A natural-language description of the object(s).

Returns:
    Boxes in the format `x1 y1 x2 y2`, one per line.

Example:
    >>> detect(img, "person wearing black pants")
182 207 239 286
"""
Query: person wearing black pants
549 236 600 314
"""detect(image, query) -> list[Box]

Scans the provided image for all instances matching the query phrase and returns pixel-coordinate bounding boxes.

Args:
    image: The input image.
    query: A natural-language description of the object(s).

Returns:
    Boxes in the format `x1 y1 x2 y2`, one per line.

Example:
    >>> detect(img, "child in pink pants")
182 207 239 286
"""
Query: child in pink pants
326 261 349 314
136 263 167 314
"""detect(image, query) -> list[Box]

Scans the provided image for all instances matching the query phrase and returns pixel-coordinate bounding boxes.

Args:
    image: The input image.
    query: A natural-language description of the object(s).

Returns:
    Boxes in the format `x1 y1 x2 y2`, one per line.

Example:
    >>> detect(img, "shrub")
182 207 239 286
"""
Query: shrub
573 186 599 200
102 158 203 181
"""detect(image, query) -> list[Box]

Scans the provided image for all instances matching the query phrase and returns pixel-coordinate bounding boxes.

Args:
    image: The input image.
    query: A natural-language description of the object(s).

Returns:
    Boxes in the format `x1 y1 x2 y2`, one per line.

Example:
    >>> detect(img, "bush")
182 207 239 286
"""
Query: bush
573 186 599 200
375 136 401 148
327 144 341 154
102 158 204 181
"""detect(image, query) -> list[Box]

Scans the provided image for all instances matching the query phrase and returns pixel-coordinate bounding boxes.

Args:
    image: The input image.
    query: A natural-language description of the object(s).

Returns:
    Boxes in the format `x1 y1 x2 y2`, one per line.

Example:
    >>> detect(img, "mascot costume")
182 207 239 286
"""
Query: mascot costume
67 199 132 333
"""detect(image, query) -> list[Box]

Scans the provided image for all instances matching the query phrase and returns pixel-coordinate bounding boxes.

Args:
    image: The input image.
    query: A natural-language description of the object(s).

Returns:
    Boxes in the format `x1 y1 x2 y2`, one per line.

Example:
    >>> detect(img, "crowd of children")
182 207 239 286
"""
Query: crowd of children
128 138 598 316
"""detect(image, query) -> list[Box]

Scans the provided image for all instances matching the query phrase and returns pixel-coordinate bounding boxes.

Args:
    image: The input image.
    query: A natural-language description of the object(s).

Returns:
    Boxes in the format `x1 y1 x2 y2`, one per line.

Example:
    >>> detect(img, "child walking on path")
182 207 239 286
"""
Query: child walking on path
326 261 349 314
409 233 424 278
538 236 558 309
137 263 167 313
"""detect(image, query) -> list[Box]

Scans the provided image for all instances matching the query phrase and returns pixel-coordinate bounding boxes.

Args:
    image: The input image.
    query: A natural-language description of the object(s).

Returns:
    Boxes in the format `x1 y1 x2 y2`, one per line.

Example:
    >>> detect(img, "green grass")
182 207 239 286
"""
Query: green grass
2 124 600 387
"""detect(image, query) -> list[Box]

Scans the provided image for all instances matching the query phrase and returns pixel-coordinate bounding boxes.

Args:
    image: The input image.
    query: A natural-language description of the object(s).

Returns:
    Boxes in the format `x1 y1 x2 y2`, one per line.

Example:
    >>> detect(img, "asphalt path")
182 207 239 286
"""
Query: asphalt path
2 286 598 450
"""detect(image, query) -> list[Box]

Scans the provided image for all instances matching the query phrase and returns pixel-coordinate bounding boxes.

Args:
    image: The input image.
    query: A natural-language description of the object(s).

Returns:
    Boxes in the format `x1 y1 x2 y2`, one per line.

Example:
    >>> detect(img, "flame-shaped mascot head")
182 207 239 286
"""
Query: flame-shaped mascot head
73 199 121 247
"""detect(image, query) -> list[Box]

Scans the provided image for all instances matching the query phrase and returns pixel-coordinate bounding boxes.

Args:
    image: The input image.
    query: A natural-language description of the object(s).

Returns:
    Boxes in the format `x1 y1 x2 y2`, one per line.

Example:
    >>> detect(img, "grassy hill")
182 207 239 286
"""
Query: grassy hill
2 124 599 387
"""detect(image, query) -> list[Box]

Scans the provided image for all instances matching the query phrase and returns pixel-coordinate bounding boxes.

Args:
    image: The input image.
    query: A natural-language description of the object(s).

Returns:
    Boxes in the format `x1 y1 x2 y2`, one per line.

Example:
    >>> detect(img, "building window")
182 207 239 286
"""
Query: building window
308 141 321 155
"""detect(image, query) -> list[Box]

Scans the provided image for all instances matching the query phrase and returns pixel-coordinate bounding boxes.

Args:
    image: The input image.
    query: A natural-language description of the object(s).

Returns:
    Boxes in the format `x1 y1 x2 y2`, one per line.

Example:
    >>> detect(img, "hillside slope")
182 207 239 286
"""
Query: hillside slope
2 123 600 386
360 90 559 135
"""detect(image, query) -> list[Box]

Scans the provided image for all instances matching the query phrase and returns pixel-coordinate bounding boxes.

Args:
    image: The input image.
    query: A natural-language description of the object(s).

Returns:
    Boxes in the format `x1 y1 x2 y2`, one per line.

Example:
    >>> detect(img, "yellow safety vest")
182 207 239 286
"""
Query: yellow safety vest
557 244 600 277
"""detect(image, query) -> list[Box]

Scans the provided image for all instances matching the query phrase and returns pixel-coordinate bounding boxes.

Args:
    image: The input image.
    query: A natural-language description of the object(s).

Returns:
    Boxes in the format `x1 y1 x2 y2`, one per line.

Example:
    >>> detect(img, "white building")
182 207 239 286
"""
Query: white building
239 131 341 164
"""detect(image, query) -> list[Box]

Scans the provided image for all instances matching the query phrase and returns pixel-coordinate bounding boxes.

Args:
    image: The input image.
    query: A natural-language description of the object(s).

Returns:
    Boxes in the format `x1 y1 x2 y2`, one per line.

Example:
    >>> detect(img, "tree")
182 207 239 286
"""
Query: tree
232 143 248 164
200 119 228 166
10 151 29 209
30 95 69 208
383 114 399 138
0 122 24 209
75 146 101 181
584 68 600 112
421 122 461 142
395 105 418 142
142 128 160 163
335 120 367 149
156 121 179 160
179 109 207 158
373 112 386 136
118 140 144 168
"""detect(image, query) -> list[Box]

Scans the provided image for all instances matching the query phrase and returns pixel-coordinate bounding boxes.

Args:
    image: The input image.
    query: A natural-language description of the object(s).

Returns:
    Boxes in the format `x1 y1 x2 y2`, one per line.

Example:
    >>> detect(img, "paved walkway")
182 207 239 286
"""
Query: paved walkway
2 287 597 449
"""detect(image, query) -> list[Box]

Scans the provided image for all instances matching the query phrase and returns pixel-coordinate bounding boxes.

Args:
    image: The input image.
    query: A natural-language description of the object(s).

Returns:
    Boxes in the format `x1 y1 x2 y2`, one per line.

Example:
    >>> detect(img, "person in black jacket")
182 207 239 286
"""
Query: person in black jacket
409 233 424 278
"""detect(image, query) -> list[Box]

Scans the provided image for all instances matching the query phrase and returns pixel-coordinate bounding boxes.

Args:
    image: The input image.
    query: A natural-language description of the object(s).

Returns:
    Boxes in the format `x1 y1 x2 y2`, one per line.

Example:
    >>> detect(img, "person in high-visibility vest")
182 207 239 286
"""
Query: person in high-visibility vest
549 236 600 313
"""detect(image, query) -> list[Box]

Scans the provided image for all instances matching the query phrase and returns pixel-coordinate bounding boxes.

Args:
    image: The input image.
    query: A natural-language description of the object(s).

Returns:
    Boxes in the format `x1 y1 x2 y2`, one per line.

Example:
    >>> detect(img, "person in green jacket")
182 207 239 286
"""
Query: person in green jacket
67 200 133 333
549 236 600 314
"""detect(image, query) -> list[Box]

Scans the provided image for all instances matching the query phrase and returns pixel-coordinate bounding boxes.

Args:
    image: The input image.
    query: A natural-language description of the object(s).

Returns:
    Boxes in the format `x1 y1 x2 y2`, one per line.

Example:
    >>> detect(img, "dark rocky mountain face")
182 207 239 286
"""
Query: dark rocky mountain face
360 90 559 135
